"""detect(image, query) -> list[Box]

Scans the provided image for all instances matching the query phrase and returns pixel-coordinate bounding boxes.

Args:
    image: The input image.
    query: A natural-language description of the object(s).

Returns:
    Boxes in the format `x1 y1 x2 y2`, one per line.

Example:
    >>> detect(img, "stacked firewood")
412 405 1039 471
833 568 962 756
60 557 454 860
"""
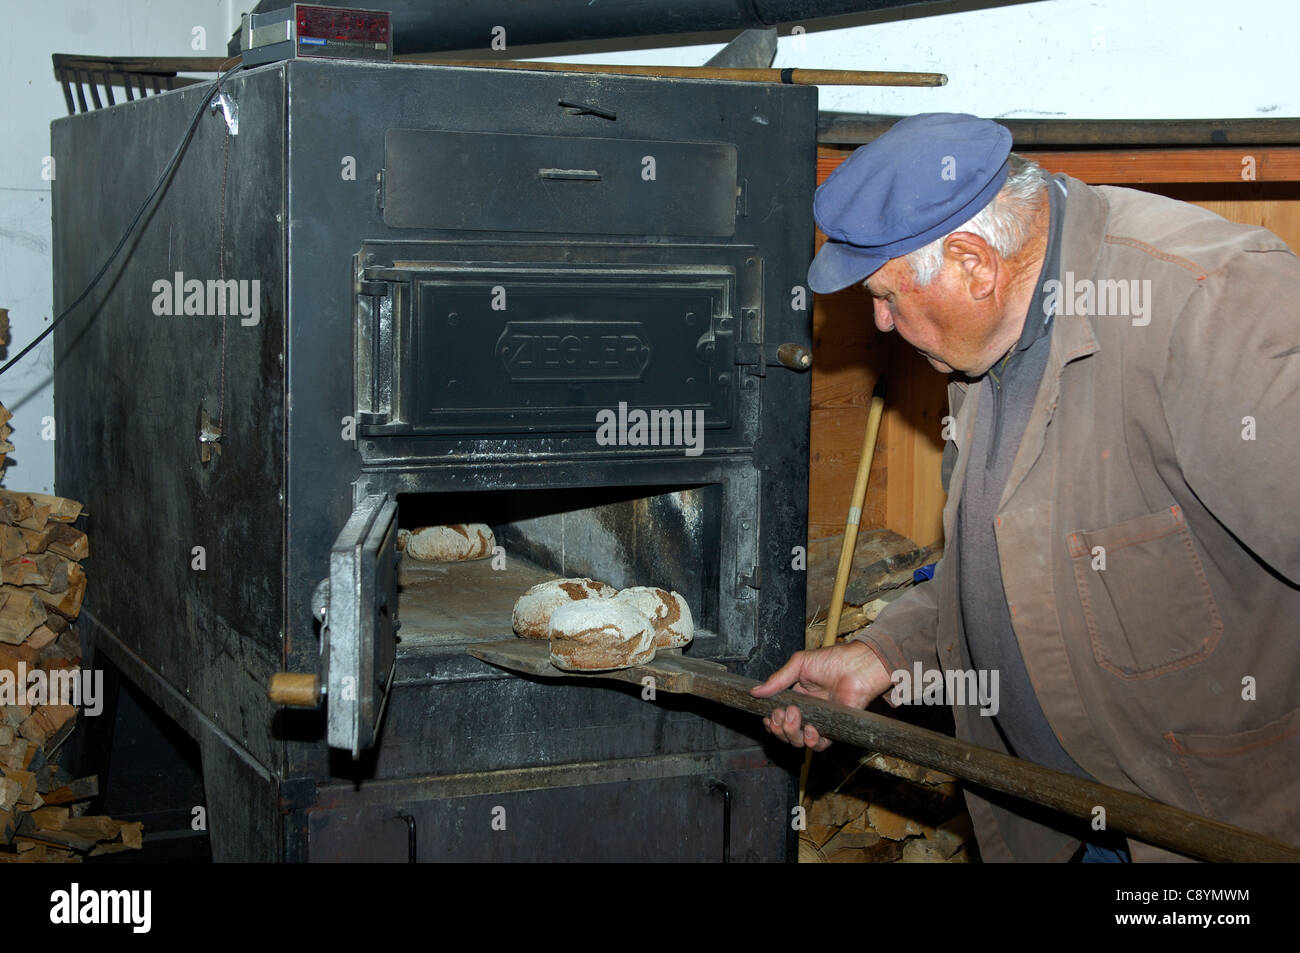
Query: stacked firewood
0 401 142 860
799 754 974 863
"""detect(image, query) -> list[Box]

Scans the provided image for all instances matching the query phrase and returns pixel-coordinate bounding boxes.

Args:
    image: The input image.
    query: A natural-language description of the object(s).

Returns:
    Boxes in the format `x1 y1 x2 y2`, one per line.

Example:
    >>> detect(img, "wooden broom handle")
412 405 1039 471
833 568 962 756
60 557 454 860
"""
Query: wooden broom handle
799 385 887 806
821 389 887 648
397 58 948 87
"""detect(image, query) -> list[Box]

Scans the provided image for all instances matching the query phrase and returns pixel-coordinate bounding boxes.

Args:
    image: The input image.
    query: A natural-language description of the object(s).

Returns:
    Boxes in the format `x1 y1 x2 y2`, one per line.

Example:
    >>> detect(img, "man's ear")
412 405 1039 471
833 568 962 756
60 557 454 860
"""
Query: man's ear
943 232 997 300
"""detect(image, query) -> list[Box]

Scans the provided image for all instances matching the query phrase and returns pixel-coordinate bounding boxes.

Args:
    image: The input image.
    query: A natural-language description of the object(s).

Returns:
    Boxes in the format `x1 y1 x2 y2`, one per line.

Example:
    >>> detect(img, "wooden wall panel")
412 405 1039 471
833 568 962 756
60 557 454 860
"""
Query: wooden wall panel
808 219 948 546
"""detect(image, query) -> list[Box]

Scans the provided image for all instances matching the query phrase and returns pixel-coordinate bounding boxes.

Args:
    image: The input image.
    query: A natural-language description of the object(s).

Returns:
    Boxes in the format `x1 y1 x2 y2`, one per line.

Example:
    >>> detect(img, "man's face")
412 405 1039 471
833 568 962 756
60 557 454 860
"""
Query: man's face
862 250 1013 377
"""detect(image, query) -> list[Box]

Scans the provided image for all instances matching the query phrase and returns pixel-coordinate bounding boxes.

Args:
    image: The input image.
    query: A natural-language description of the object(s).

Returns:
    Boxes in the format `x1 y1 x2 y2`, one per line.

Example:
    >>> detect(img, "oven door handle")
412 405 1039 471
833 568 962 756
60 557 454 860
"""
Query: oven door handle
537 167 602 182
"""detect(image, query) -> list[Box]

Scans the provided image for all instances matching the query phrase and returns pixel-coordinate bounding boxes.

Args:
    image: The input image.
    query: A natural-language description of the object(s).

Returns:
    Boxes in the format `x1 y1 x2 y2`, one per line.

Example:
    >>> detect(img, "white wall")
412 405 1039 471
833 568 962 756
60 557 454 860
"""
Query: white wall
538 0 1300 119
2 0 1296 492
0 0 237 494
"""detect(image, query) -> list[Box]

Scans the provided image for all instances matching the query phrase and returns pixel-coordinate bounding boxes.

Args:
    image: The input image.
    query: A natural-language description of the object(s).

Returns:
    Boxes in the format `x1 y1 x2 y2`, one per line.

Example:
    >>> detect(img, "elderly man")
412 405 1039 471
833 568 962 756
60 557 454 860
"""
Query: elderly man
753 113 1300 862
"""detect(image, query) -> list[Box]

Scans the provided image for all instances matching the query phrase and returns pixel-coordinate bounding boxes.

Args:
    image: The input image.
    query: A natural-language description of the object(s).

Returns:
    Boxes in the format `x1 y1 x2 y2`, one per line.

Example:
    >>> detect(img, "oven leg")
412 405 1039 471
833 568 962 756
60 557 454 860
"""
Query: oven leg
398 813 418 863
198 733 282 861
707 778 731 864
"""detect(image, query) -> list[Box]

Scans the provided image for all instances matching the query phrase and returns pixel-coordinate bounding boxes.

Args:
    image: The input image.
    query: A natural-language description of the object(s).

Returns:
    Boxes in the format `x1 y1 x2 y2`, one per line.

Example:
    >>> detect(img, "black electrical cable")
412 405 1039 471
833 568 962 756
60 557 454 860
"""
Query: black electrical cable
0 59 243 378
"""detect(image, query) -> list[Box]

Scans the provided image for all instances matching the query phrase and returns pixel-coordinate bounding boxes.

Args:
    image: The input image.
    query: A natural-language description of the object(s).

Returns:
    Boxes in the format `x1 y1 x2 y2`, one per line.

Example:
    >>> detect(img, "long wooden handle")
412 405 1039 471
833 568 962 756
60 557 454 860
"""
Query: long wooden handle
800 387 887 804
467 639 1300 861
693 666 1300 864
397 58 948 87
821 391 887 648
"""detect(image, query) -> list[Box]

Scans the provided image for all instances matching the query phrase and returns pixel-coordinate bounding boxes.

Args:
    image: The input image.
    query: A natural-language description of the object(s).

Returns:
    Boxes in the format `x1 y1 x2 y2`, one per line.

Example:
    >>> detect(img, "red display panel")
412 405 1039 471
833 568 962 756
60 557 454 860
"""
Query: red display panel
296 5 390 45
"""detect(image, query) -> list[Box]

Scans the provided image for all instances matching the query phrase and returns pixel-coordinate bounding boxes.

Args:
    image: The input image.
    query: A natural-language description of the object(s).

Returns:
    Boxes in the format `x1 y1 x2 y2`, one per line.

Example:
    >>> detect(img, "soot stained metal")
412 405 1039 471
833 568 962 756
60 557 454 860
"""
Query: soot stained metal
52 56 816 861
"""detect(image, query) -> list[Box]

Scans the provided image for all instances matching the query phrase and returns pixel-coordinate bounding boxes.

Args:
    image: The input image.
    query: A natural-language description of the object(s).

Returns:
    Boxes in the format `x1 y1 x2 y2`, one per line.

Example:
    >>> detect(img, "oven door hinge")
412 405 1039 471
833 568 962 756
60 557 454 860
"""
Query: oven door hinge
375 169 386 211
355 277 396 428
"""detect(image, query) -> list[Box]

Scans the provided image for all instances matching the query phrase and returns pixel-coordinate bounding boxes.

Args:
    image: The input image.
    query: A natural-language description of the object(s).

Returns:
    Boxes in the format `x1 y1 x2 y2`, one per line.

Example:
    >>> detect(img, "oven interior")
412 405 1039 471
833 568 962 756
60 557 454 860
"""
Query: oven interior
393 483 723 648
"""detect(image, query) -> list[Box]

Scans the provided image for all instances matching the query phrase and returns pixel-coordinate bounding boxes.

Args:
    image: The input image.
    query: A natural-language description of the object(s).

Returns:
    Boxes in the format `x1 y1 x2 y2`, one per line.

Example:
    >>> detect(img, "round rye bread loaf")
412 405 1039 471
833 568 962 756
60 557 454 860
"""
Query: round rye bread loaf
547 599 656 671
403 523 495 562
611 587 694 648
511 577 617 639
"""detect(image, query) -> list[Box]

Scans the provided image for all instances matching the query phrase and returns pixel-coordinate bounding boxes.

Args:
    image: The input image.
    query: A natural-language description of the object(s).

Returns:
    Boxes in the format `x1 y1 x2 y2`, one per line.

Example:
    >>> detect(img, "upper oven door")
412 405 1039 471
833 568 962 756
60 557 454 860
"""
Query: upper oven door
352 242 764 451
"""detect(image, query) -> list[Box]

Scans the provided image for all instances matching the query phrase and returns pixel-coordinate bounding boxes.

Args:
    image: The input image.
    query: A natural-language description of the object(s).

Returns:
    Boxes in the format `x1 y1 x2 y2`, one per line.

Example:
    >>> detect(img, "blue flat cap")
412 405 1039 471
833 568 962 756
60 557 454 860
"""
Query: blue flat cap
808 113 1013 294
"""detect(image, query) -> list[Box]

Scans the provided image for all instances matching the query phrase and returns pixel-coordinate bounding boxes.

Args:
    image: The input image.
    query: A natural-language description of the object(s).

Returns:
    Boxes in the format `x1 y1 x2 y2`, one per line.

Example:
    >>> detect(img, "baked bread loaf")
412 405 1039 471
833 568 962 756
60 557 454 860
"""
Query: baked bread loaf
611 587 694 648
402 523 495 562
548 599 656 671
512 577 617 639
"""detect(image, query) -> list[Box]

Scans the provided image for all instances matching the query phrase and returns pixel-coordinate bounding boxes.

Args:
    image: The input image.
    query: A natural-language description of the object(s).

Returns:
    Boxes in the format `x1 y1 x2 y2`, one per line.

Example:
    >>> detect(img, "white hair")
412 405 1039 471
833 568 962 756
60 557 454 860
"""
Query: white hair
902 155 1048 286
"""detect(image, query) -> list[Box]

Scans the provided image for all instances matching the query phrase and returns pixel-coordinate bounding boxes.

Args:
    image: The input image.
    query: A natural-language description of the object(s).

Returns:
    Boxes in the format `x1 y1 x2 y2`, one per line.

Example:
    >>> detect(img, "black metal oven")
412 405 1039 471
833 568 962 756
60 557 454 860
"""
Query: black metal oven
52 57 817 860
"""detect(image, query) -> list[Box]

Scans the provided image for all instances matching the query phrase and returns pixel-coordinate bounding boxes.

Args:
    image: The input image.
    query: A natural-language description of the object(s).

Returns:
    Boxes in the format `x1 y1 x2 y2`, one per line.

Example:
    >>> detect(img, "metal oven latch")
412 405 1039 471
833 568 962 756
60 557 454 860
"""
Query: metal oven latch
734 341 813 377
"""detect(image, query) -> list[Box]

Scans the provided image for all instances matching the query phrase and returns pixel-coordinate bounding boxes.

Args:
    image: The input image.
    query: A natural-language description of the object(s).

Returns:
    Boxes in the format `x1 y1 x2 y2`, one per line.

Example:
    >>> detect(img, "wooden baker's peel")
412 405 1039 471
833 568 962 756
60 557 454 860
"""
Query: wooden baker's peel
468 638 1300 863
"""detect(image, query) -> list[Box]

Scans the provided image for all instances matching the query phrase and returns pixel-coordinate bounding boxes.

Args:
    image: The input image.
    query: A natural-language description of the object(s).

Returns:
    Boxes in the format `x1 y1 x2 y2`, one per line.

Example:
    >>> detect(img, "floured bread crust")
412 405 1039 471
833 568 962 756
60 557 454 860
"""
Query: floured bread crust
547 599 656 671
511 577 617 639
611 587 694 648
403 523 495 562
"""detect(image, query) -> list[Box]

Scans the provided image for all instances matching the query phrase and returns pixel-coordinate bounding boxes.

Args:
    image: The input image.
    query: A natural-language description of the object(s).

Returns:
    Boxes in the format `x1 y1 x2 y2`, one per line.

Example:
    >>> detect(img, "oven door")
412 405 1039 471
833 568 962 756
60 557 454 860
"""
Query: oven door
351 240 763 452
270 493 400 758
325 493 400 757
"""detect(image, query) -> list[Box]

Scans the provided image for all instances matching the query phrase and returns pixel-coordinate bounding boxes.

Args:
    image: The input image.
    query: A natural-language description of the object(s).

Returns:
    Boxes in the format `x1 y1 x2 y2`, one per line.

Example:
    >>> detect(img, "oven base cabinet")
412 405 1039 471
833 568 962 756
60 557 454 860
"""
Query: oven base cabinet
52 60 816 861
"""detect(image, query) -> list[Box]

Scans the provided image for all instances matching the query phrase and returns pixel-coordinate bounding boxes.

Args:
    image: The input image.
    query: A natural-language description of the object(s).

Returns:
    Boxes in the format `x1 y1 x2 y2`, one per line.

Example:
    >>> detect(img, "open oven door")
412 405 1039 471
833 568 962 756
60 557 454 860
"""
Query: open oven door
270 494 400 759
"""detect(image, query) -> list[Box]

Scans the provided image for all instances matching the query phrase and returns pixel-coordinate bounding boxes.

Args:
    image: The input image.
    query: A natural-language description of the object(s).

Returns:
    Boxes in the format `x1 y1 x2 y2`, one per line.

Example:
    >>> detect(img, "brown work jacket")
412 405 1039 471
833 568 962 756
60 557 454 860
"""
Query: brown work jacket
855 175 1300 862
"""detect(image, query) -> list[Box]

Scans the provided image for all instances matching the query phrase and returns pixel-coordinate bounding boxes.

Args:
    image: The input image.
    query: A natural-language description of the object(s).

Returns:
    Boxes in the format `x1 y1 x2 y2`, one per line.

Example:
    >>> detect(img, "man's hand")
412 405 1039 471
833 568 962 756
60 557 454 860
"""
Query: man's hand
750 640 894 751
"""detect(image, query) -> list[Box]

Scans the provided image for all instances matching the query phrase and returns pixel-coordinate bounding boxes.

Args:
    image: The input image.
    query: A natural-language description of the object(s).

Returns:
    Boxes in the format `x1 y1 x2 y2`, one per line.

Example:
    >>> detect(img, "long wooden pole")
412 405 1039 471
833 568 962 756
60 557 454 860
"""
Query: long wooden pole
397 58 948 87
468 639 1300 863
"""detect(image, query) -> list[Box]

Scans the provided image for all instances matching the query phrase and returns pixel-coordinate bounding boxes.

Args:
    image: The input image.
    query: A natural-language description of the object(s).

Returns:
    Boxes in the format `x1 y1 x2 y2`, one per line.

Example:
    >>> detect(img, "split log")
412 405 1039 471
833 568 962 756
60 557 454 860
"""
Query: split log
0 589 47 645
16 525 55 555
41 776 98 806
1 768 38 807
28 805 69 830
45 526 88 561
38 630 81 669
25 495 81 524
18 706 77 750
119 821 143 849
61 815 119 840
2 553 67 590
0 493 34 526
0 527 25 562
14 815 96 852
0 777 20 812
0 641 38 679
31 564 85 620
23 626 57 651
0 739 32 771
15 502 52 532
35 761 71 795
